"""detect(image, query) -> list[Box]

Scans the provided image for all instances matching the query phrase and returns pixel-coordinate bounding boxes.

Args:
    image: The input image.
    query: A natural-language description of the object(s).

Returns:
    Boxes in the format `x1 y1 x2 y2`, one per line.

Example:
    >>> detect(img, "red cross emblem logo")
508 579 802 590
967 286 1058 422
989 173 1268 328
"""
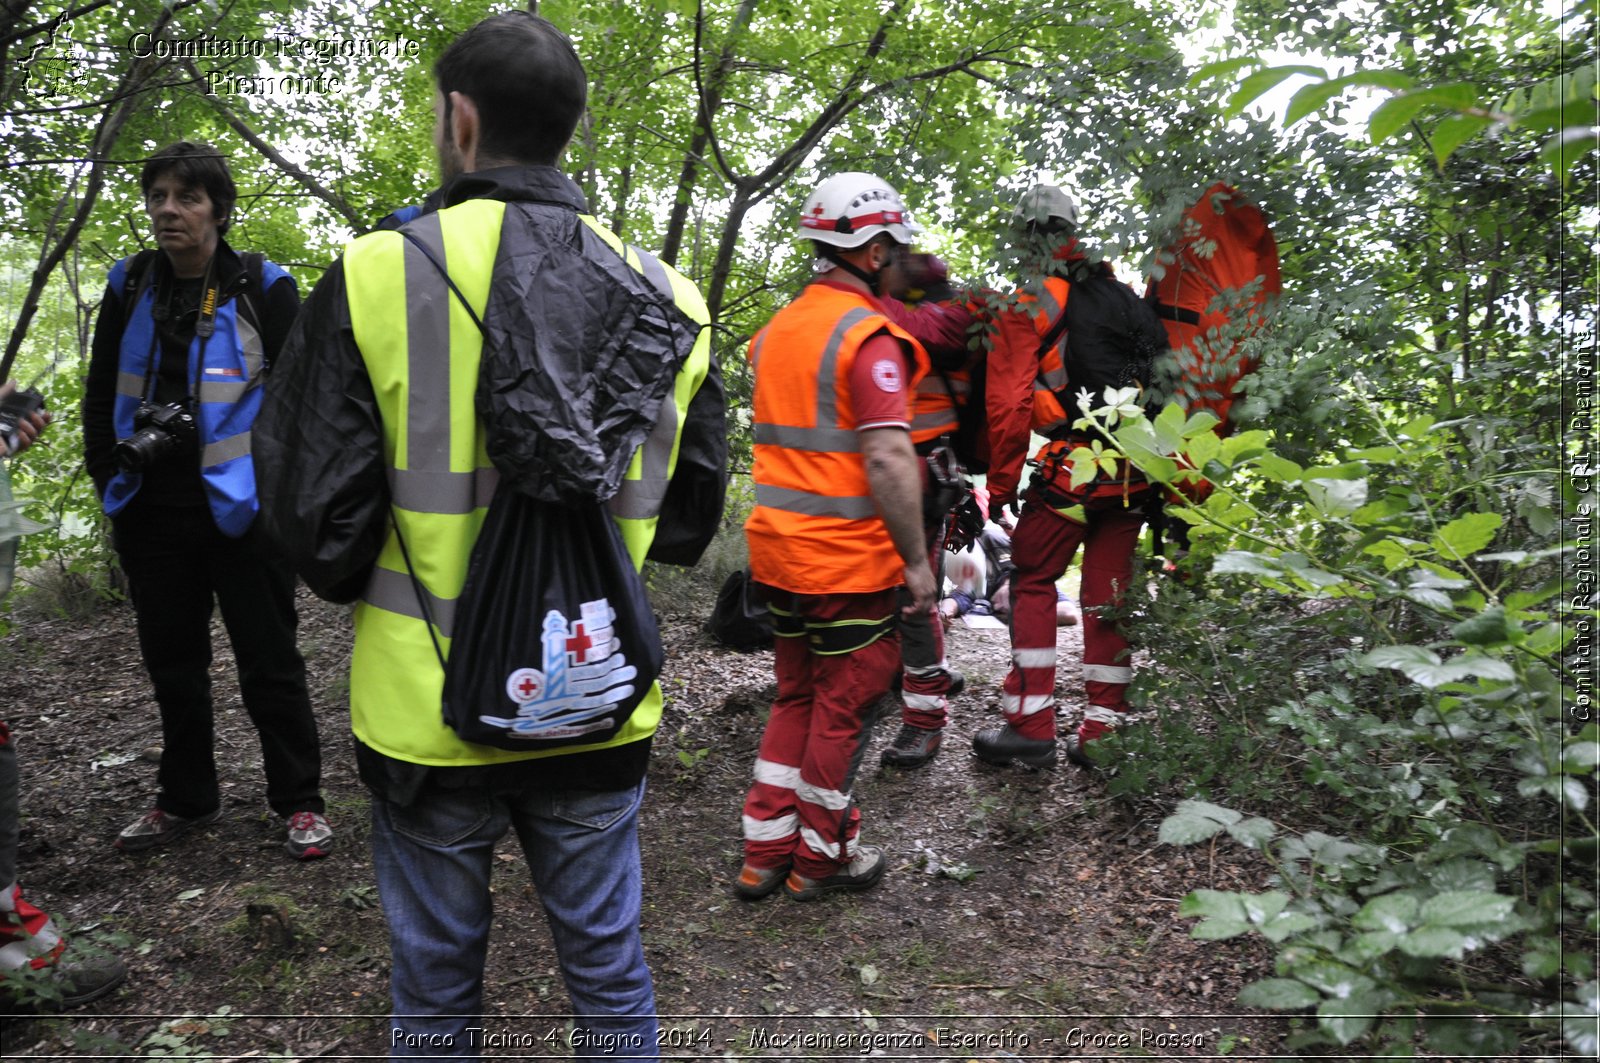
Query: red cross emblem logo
565 622 594 663
505 667 545 705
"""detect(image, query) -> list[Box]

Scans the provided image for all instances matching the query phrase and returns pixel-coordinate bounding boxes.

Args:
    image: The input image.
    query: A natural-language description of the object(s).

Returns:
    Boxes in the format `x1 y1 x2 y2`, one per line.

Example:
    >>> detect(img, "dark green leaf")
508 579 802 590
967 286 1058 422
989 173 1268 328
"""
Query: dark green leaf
1229 65 1328 115
1318 993 1379 1045
1431 113 1495 165
1432 513 1502 560
1418 889 1514 927
1285 80 1350 126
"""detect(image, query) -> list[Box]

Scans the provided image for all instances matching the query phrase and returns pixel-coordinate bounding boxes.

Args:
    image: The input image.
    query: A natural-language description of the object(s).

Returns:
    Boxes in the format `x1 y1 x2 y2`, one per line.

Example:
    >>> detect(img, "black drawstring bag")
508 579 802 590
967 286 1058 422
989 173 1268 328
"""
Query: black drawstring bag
396 485 663 752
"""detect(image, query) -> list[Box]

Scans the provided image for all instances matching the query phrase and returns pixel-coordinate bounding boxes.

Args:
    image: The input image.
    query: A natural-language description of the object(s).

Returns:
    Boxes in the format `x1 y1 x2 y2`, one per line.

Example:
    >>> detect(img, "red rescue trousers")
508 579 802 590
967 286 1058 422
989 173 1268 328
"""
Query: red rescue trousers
898 520 955 731
1001 488 1146 742
741 587 899 880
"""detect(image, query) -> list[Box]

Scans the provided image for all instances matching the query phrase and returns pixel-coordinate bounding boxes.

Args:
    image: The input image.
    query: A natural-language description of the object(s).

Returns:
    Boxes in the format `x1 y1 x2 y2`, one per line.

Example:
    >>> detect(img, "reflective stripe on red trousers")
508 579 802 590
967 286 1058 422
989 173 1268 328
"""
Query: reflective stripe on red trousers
1001 491 1145 741
899 522 955 730
740 588 899 879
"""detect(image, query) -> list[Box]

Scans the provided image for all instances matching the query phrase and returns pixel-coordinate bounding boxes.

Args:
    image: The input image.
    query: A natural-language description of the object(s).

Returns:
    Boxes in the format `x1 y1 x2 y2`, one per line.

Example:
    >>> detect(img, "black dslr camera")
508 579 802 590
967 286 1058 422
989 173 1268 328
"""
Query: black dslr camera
113 402 196 472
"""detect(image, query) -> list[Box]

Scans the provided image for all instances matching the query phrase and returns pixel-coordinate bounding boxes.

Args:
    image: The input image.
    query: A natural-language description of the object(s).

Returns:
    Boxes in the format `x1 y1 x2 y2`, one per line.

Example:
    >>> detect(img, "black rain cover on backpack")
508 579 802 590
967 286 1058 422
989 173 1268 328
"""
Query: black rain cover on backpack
478 202 702 503
439 483 663 751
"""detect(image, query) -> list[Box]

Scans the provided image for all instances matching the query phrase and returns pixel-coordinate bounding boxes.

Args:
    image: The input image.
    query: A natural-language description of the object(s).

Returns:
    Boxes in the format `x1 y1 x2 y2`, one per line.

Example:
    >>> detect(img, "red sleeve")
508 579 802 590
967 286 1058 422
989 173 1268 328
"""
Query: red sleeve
983 308 1046 505
877 296 974 367
849 333 913 430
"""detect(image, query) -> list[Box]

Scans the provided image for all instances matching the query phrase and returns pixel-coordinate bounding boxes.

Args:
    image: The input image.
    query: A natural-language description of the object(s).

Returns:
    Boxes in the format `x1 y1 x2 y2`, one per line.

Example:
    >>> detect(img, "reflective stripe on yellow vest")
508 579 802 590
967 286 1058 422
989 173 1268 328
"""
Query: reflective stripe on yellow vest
345 201 711 767
744 283 928 595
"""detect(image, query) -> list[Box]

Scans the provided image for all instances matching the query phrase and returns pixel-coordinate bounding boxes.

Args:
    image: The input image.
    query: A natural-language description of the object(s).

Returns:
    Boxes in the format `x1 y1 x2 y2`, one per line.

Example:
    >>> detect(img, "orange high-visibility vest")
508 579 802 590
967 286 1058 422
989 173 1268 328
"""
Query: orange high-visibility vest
745 283 928 595
910 367 963 445
1027 275 1073 436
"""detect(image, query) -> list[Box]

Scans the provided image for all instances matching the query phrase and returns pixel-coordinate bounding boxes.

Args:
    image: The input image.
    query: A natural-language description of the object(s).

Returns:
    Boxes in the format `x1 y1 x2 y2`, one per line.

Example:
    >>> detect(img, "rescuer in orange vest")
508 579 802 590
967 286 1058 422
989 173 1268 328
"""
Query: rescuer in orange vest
974 185 1168 770
736 172 937 901
874 253 976 769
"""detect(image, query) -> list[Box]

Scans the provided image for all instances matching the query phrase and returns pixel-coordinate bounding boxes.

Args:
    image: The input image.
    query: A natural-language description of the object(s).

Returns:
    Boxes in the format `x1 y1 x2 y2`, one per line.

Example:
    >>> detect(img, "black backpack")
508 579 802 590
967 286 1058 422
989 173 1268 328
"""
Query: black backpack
705 569 773 652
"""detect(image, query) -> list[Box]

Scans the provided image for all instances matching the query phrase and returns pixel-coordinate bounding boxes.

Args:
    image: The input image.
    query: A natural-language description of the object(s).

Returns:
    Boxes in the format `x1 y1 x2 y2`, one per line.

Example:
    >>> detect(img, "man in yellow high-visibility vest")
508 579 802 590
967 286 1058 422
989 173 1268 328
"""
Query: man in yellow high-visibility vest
255 13 724 1059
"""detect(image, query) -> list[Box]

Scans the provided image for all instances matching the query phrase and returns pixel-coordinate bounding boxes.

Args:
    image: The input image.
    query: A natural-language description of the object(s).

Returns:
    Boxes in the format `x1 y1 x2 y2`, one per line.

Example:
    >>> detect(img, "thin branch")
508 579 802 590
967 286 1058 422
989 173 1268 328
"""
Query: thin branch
1 156 178 169
5 71 188 118
183 60 364 231
0 0 114 48
661 0 757 265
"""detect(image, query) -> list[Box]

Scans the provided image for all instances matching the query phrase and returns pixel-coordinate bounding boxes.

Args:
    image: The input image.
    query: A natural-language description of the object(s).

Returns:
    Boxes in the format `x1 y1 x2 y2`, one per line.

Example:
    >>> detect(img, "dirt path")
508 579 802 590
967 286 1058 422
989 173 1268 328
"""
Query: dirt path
1 588 1283 1059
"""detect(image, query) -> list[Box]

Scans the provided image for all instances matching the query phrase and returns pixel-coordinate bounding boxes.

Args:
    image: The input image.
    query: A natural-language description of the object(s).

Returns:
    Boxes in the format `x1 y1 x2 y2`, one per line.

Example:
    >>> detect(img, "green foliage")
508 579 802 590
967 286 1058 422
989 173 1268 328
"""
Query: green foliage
139 1005 238 1058
1191 6 1595 183
1068 380 1591 1054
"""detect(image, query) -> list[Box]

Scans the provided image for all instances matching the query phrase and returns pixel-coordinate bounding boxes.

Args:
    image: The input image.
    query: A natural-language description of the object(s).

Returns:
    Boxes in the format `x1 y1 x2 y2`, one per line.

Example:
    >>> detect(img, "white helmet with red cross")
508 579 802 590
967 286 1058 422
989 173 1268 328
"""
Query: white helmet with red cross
799 172 922 249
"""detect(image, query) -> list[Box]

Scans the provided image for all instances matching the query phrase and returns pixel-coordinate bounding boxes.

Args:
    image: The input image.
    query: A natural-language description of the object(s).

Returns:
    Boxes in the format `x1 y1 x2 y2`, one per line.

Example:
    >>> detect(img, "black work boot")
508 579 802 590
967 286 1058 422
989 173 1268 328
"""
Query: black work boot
880 725 943 769
971 724 1057 769
1063 733 1099 768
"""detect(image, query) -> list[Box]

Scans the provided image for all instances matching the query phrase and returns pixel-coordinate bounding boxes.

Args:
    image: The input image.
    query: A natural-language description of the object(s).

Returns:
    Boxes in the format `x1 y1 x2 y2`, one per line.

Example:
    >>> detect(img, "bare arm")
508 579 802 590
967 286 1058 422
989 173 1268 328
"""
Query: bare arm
859 425 936 616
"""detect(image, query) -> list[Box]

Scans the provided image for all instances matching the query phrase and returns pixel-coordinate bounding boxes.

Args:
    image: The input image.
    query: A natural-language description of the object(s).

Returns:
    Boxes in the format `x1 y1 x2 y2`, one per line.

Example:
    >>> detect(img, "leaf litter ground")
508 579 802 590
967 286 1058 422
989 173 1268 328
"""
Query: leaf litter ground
0 587 1288 1059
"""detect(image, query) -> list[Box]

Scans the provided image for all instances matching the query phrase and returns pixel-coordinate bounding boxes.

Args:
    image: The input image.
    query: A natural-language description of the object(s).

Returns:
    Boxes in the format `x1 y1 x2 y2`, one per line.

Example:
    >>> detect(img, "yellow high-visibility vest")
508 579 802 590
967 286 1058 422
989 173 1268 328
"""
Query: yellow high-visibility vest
344 199 711 767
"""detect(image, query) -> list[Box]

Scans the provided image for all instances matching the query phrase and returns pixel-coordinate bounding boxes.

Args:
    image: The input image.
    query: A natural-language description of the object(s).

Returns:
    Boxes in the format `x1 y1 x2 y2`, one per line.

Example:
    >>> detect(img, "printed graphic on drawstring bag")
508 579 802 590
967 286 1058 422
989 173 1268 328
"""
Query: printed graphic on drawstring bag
430 488 664 753
485 600 640 740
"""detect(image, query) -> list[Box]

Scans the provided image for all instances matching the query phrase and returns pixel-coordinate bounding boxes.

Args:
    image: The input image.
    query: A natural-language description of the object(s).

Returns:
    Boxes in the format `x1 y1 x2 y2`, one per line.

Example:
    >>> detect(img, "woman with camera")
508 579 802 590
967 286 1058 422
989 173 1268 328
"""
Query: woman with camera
81 142 331 861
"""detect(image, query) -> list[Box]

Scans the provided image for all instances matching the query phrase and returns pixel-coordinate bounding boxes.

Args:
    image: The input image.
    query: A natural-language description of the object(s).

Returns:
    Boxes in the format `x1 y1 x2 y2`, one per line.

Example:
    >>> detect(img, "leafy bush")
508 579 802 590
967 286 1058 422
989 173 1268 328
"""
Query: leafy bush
643 473 755 612
1070 390 1593 1056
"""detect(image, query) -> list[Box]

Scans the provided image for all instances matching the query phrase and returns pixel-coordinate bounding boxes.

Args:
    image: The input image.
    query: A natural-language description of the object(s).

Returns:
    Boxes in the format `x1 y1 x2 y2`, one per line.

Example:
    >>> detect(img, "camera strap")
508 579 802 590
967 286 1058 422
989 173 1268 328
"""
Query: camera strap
128 252 219 408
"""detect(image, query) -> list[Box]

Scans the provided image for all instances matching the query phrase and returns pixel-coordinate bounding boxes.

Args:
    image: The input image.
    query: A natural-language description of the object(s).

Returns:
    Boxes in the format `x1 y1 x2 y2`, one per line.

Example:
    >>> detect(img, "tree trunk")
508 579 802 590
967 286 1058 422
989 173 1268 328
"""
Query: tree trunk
0 9 182 381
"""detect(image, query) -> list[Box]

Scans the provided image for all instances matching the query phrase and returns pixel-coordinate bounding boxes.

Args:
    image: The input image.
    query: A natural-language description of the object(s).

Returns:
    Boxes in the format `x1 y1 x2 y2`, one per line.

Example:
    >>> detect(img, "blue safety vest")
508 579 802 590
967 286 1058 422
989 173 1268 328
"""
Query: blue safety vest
101 253 294 537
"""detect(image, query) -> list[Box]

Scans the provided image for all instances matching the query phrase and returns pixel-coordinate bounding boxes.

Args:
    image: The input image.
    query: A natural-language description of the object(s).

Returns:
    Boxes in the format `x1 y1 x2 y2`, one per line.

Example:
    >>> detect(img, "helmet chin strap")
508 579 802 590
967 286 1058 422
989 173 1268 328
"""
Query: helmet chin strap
819 245 885 295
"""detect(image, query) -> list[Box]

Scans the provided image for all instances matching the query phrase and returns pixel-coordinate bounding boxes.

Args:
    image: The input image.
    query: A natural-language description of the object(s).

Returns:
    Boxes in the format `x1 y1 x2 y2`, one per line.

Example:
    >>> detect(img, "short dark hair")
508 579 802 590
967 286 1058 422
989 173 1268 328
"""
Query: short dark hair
140 141 236 235
434 11 587 166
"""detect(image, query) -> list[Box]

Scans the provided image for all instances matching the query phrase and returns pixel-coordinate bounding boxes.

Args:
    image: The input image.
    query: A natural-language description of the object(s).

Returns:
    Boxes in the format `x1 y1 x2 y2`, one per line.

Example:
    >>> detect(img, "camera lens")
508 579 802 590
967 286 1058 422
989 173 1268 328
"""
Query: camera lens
113 426 174 472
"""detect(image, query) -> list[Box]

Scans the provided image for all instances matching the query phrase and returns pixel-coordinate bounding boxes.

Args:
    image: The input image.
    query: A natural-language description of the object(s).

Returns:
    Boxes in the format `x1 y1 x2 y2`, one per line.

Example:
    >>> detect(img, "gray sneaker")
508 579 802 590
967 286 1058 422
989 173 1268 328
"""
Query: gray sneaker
114 807 221 852
785 845 887 901
284 812 333 861
879 724 943 768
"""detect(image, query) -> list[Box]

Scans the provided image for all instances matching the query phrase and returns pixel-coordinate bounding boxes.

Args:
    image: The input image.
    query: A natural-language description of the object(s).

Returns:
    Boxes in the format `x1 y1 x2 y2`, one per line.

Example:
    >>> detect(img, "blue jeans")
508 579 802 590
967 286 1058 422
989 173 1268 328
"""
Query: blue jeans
371 779 658 1061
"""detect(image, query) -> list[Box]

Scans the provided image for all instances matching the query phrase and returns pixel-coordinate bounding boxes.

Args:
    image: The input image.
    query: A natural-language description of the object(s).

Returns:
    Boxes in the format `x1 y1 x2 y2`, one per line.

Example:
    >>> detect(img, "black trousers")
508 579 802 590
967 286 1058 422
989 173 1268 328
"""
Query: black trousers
112 498 323 819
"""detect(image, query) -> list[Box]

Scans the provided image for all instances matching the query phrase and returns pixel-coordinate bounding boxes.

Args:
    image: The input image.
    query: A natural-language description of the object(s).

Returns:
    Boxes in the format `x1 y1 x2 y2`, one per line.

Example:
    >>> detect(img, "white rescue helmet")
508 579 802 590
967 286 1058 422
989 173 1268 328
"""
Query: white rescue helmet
799 171 921 249
1014 184 1079 229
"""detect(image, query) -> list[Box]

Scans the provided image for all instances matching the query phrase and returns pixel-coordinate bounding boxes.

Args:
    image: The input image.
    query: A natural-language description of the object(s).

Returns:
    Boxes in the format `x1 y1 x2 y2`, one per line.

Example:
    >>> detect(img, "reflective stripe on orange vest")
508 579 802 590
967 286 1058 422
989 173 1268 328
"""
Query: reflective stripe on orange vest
1029 276 1073 434
910 368 963 444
